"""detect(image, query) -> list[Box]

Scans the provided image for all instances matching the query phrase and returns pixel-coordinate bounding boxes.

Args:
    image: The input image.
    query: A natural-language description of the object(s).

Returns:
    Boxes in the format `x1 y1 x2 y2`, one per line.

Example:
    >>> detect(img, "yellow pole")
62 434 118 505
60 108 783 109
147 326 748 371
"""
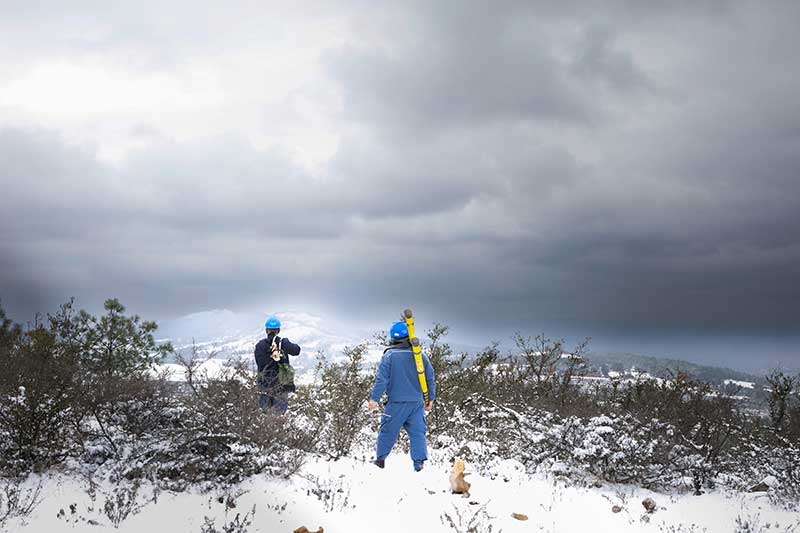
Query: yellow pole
402 308 430 403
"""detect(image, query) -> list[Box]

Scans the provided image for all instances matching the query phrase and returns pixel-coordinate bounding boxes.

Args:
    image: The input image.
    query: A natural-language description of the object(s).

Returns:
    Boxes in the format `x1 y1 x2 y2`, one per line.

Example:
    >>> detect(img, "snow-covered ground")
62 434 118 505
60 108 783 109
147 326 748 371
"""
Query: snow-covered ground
23 309 781 532
7 451 798 533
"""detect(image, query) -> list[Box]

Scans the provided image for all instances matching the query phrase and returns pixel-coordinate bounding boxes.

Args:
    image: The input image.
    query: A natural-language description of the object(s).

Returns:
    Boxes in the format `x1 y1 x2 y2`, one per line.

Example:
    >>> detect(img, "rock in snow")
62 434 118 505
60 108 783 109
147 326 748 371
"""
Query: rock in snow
749 475 780 492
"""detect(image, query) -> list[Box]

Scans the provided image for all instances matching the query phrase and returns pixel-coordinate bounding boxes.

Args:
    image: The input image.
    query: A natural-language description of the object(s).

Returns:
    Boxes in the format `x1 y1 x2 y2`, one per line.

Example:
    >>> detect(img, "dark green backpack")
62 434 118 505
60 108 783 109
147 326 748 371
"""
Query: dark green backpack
278 362 295 387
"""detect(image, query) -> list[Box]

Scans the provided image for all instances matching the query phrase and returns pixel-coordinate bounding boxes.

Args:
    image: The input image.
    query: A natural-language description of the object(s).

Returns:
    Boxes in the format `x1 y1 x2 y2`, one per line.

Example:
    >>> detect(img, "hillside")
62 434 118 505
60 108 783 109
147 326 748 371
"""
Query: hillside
585 351 764 385
4 303 799 533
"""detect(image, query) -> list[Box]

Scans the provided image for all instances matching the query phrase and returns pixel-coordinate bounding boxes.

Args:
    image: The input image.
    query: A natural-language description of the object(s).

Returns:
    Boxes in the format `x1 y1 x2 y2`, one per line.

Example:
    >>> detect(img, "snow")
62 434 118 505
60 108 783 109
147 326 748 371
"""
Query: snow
7 454 798 533
153 359 245 382
724 379 755 390
159 309 355 351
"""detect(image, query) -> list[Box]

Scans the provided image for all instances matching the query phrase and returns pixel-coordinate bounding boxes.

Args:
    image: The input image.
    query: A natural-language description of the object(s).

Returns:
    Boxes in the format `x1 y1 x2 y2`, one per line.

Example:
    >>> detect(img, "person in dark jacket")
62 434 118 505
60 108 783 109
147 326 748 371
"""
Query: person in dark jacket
368 320 436 471
254 315 301 414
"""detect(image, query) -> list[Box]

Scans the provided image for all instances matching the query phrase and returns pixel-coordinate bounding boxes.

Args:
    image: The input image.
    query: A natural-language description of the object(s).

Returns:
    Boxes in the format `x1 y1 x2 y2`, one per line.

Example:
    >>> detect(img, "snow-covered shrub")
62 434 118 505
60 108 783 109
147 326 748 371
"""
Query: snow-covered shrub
305 473 353 513
765 370 800 442
427 363 800 498
658 524 707 533
124 358 315 489
102 480 146 528
295 344 373 460
58 355 312 489
527 413 689 487
71 376 180 468
0 477 42 527
441 502 497 533
201 492 256 533
504 333 590 409
424 326 595 441
724 428 800 508
614 373 756 490
200 509 255 533
427 394 518 470
436 398 721 489
421 325 475 438
733 513 768 533
1 299 317 488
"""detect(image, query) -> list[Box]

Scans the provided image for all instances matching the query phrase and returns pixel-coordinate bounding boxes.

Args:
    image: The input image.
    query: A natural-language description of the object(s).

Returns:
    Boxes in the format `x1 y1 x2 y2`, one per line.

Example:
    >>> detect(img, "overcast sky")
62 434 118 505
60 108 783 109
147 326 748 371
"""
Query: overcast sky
1 1 798 372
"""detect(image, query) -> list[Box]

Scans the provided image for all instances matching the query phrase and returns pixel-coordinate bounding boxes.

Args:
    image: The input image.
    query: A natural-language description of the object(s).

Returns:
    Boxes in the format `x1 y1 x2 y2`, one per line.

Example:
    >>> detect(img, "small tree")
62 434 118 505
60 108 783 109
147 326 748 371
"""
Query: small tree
508 333 589 409
512 332 562 397
766 370 796 433
52 298 170 379
555 340 589 408
423 324 469 437
49 299 173 458
311 344 373 460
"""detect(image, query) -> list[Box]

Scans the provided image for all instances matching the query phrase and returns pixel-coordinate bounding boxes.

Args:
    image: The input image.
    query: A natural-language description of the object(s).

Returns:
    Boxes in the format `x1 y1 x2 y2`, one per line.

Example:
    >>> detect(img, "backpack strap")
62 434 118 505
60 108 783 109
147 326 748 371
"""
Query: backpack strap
270 335 283 361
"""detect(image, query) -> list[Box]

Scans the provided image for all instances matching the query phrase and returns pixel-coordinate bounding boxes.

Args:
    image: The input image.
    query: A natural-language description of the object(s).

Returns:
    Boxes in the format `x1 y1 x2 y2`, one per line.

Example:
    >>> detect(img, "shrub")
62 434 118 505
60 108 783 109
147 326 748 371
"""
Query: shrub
766 370 799 438
109 355 315 489
435 389 749 490
0 306 81 475
0 299 174 475
0 477 42 528
296 344 373 460
1 298 314 487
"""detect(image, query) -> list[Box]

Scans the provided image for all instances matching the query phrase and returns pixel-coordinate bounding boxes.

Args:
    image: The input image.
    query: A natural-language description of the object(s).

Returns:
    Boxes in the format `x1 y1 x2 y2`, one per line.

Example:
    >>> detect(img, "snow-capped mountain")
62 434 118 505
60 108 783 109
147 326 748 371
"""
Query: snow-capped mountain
156 309 382 380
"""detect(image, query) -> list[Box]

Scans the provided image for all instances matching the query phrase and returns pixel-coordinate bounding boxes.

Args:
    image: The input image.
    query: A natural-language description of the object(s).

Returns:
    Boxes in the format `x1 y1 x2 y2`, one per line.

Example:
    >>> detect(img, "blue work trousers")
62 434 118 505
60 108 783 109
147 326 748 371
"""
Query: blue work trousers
376 401 428 462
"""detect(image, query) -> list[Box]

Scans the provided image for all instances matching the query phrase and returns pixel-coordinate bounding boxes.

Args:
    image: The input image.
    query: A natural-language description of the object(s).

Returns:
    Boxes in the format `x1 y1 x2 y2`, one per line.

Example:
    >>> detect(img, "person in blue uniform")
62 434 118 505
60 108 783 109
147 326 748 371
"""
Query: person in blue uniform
368 321 436 471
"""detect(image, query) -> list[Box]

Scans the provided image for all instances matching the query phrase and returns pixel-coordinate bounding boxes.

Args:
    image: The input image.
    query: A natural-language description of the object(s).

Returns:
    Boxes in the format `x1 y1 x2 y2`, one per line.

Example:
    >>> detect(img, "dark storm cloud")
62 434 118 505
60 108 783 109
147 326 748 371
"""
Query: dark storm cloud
1 0 799 360
328 0 800 335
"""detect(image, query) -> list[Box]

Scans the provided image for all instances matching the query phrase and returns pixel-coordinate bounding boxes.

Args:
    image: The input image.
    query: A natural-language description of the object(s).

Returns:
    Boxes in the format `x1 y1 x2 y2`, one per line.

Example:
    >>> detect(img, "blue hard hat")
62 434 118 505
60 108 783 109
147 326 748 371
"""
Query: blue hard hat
390 321 409 339
265 316 281 329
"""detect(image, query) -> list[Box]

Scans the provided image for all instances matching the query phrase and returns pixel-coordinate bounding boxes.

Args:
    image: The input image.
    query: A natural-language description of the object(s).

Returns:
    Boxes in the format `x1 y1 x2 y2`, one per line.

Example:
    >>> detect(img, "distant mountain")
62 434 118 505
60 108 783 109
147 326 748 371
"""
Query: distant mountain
585 351 764 386
156 309 260 344
155 309 383 379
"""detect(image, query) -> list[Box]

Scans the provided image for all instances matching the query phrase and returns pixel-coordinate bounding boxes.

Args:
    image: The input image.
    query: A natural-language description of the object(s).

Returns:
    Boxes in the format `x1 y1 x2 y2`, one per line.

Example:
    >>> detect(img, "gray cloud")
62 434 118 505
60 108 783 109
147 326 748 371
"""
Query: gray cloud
326 10 595 132
1 1 799 371
570 24 654 92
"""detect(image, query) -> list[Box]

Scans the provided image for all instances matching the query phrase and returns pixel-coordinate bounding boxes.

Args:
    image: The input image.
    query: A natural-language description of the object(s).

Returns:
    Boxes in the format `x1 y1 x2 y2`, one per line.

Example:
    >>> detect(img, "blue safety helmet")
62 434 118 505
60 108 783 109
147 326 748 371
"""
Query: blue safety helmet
390 321 409 339
265 316 281 330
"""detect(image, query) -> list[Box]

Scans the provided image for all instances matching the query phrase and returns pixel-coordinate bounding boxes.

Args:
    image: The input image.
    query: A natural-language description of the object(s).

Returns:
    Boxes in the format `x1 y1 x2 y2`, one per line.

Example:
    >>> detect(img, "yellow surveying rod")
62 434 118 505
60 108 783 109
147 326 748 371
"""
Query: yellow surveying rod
402 308 430 403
